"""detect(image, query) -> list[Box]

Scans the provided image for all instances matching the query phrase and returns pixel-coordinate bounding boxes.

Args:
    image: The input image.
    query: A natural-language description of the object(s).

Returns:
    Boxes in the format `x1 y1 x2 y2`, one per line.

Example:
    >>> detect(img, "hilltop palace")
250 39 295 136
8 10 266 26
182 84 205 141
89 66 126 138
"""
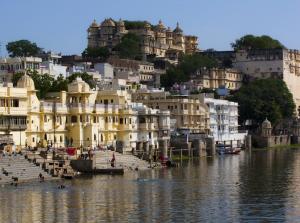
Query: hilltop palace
87 18 198 59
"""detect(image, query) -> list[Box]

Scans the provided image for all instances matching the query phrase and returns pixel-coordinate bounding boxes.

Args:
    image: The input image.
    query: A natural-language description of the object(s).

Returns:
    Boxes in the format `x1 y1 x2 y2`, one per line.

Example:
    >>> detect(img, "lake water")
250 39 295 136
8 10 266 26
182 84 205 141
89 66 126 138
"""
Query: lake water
1 148 300 222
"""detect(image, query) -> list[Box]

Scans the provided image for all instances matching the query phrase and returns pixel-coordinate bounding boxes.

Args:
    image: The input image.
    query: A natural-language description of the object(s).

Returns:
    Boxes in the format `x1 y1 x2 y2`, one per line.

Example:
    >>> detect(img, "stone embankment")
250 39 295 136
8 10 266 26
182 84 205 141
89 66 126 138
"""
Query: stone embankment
94 150 155 171
0 154 52 185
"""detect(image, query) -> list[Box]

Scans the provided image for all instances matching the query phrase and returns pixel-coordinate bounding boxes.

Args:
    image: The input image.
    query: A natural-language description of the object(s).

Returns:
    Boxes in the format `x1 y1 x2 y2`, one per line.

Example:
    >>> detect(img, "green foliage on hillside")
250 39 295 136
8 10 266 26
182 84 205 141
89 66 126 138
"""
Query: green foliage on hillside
161 54 218 88
229 78 295 125
114 33 142 60
123 20 149 30
6 40 42 57
231 35 285 51
82 47 110 60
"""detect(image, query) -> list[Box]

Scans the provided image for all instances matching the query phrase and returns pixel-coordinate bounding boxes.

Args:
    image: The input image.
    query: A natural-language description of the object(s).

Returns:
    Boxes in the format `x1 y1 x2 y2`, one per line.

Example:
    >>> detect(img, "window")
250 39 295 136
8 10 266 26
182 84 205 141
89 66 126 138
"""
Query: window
94 134 97 141
12 99 19 107
120 118 123 124
71 116 77 123
60 136 63 142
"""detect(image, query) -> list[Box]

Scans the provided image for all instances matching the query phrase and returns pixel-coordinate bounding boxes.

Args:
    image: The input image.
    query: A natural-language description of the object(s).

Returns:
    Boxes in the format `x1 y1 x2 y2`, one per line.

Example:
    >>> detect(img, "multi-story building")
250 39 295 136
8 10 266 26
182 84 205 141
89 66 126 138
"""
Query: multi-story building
200 48 300 113
107 57 162 86
193 68 243 90
0 57 42 82
2 75 170 153
39 51 68 78
233 49 300 111
198 94 247 146
87 19 198 60
132 89 210 134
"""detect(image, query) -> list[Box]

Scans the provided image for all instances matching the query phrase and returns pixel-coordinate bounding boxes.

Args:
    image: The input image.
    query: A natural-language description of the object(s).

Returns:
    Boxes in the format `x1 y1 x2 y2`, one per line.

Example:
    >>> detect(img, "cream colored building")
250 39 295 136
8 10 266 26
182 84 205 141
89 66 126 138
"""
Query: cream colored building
233 49 300 112
0 57 42 82
87 19 198 60
132 89 210 134
193 68 243 90
1 75 170 153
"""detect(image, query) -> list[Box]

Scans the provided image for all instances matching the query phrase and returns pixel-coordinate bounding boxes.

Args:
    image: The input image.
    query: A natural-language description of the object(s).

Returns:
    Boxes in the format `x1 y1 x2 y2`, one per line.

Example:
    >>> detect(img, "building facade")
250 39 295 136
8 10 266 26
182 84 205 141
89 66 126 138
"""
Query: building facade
2 75 170 153
200 94 247 146
233 49 300 112
132 89 210 134
87 19 198 60
193 68 243 90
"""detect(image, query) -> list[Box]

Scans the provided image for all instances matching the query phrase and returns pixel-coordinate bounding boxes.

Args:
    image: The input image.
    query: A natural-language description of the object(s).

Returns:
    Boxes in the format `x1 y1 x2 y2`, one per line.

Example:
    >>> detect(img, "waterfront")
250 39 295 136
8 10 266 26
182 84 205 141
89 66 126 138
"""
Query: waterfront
1 148 300 222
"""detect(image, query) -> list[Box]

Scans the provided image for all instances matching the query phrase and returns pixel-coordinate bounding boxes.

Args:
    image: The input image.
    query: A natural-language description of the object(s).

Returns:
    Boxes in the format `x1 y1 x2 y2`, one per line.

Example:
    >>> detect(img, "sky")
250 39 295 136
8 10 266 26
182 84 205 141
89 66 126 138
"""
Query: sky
1 0 300 56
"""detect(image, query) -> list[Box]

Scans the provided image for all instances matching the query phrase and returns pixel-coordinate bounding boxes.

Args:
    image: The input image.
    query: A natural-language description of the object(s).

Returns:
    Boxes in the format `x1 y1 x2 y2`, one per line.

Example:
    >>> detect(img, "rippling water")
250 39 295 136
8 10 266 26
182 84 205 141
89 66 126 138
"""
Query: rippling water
1 148 300 222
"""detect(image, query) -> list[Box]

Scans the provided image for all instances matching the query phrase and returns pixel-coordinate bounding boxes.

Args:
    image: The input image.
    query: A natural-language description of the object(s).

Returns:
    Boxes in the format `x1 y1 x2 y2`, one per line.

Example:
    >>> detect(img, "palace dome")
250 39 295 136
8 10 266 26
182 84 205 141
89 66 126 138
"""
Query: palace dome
262 118 272 129
101 18 116 27
17 74 35 91
144 22 151 29
117 18 125 27
89 19 99 28
156 20 166 30
173 22 183 33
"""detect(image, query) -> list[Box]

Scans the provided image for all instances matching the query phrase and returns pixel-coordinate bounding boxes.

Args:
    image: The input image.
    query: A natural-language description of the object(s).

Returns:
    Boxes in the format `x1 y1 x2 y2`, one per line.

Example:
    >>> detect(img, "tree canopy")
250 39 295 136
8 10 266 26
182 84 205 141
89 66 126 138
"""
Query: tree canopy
82 47 110 60
124 20 149 30
161 54 218 88
6 40 42 57
231 35 285 51
229 78 295 125
114 33 142 60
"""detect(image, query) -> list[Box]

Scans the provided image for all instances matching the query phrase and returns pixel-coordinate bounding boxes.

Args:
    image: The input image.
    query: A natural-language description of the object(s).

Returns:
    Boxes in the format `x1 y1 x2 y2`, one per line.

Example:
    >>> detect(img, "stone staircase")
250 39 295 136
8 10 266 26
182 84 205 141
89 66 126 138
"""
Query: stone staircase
94 150 152 171
0 154 52 184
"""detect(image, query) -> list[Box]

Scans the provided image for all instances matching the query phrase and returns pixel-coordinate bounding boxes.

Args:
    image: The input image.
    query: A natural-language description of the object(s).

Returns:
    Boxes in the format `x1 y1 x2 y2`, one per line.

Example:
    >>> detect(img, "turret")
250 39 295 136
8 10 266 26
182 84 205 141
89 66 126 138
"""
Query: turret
261 118 272 137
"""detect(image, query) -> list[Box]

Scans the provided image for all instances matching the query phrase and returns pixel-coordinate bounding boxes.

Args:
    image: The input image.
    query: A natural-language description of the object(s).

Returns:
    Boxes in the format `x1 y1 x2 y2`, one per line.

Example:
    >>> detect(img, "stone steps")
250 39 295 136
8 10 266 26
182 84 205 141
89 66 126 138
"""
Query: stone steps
94 151 150 170
0 154 52 184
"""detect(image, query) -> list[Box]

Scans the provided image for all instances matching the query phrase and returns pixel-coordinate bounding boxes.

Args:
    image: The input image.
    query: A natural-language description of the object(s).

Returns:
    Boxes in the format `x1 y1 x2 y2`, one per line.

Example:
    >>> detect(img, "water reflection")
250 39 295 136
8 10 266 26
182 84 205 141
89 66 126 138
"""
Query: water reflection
1 149 300 222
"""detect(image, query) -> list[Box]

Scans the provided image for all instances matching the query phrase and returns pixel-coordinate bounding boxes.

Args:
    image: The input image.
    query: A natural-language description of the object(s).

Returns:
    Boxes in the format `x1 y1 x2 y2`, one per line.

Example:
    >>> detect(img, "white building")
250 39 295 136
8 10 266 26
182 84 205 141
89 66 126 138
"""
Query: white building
0 57 42 82
202 95 247 146
94 63 114 79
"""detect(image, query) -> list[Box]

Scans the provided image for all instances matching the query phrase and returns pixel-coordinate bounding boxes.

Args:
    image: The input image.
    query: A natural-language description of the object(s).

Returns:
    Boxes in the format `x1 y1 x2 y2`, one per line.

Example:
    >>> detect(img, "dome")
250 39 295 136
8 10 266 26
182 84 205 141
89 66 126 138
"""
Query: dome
117 18 125 27
101 18 116 27
17 74 35 91
90 19 99 28
173 22 183 33
68 77 90 93
144 22 151 29
262 118 272 129
156 20 166 30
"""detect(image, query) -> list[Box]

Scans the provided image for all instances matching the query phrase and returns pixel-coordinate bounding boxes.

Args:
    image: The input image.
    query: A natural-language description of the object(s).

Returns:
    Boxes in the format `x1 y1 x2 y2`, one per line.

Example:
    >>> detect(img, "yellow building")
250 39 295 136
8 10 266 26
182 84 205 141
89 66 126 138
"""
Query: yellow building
1 76 170 153
193 68 243 90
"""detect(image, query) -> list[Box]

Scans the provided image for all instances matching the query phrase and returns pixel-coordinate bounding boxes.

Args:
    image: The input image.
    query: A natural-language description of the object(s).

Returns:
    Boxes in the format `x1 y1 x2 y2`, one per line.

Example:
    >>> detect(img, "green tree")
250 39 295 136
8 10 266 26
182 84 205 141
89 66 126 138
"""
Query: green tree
12 72 24 86
67 72 96 89
231 35 285 51
30 71 54 99
6 40 42 57
124 20 149 30
114 33 142 60
161 54 217 88
51 74 68 92
229 78 295 125
82 47 110 60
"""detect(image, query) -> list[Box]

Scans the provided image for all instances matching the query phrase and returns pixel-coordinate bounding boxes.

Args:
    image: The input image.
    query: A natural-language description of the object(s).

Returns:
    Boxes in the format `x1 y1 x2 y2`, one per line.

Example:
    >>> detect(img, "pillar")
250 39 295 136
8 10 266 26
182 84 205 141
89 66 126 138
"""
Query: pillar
206 137 215 156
